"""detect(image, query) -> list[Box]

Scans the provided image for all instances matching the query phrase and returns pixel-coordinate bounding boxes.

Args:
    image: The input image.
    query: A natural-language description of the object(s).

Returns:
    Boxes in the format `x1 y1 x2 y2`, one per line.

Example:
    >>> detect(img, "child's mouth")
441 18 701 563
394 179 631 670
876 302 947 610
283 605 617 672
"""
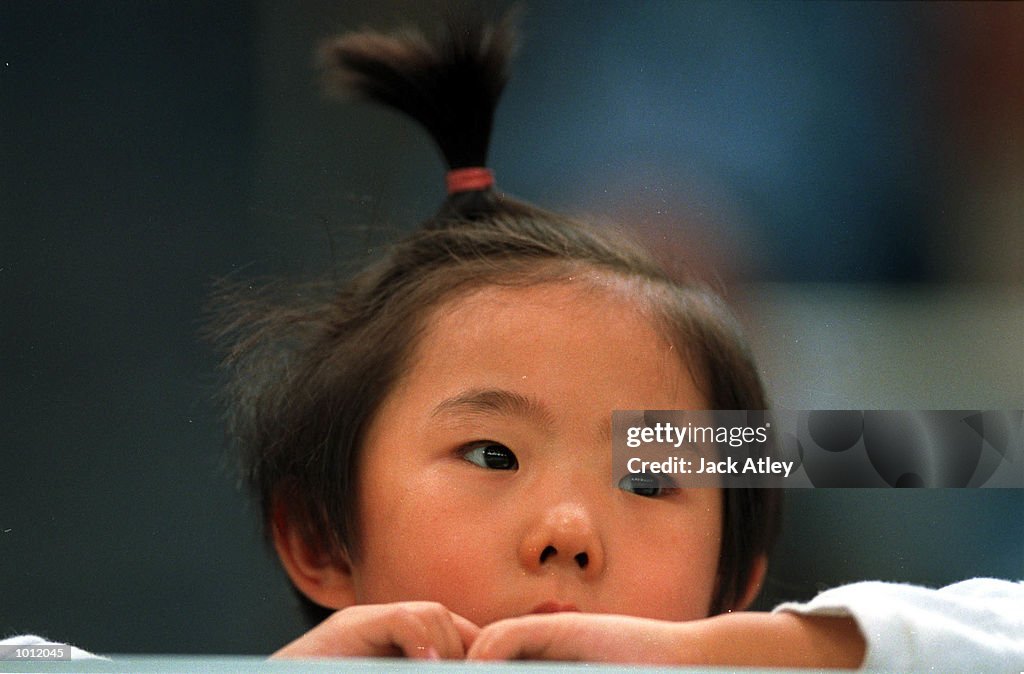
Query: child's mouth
529 601 580 614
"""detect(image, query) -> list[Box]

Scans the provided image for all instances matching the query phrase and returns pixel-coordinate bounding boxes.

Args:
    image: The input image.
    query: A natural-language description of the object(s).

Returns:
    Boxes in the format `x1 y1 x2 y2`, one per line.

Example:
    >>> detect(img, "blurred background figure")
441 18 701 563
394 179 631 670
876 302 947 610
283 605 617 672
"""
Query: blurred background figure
2 0 1020 654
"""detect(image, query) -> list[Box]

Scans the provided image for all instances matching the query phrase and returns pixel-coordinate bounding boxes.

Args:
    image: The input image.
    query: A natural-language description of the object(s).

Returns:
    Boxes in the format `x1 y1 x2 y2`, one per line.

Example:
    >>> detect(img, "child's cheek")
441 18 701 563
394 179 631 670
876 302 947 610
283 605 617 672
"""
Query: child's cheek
353 463 514 624
601 493 723 620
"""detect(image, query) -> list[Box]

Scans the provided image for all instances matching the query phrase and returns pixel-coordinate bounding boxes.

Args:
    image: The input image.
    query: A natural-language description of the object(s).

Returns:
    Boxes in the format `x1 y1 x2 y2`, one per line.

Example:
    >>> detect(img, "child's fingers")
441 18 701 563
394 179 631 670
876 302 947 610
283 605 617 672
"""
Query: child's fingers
449 612 483 651
467 613 685 663
468 615 573 661
272 601 479 659
378 602 472 660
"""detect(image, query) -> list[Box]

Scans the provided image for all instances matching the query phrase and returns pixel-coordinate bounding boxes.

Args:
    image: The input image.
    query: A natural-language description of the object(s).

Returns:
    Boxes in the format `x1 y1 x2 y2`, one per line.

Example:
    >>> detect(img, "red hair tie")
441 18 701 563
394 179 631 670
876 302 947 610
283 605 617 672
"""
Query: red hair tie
446 167 494 194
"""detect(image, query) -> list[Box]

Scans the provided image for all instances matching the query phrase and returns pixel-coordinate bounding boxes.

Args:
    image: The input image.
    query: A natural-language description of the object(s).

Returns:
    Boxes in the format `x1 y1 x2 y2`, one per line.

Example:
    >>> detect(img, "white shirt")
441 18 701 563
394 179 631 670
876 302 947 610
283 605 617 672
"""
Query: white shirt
775 578 1024 671
0 633 106 660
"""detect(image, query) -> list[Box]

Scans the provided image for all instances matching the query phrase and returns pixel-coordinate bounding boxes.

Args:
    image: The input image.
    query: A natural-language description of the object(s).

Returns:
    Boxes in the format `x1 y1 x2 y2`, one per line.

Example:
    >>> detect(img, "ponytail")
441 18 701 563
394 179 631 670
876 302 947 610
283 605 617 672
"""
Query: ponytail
320 11 519 218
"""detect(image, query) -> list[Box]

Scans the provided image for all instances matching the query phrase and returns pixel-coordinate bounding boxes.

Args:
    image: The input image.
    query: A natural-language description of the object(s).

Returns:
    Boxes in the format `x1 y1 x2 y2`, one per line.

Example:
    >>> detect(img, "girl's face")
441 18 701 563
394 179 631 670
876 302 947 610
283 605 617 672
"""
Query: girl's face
351 278 722 626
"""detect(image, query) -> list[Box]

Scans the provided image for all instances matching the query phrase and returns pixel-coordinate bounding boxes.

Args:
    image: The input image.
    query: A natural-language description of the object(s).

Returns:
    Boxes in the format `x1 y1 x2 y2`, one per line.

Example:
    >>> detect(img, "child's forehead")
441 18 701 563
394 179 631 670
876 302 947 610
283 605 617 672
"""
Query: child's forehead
378 275 707 429
430 272 657 325
410 277 696 392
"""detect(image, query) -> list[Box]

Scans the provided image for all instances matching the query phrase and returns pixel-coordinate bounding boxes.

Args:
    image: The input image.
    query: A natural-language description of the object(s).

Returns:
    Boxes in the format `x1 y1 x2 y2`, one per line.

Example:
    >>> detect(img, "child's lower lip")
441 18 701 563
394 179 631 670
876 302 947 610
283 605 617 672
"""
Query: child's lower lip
529 601 579 614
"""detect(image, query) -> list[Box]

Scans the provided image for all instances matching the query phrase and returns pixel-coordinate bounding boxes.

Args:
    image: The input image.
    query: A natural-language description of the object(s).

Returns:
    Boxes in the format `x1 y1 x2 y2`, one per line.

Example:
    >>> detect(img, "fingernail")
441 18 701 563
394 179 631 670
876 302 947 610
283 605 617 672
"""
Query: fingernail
425 646 440 661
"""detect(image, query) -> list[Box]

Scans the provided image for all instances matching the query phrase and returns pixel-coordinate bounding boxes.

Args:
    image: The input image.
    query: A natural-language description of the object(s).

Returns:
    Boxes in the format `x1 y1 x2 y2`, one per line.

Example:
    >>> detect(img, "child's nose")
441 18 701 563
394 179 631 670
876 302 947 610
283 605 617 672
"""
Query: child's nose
519 502 604 579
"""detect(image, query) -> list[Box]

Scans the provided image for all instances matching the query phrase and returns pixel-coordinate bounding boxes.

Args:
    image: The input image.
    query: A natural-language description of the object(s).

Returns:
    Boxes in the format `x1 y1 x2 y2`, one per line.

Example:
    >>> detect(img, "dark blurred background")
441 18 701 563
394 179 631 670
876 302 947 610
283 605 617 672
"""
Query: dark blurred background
2 0 1021 654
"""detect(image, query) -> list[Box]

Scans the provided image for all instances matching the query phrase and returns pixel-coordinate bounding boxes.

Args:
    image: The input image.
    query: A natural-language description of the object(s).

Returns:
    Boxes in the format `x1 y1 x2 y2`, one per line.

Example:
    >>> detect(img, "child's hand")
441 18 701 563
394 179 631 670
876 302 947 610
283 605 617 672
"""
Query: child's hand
271 602 480 660
467 612 693 664
467 611 865 668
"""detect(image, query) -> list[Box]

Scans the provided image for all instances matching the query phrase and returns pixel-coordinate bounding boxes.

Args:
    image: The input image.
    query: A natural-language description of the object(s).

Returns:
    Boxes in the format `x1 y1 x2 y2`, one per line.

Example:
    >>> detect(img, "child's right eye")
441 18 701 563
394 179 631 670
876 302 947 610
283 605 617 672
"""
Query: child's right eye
461 442 519 470
617 472 673 497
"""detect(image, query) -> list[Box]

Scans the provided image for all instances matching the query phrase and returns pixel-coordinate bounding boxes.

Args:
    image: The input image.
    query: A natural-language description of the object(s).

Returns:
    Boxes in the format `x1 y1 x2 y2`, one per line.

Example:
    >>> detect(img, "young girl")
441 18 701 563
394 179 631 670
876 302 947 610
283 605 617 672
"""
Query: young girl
211 11 1023 669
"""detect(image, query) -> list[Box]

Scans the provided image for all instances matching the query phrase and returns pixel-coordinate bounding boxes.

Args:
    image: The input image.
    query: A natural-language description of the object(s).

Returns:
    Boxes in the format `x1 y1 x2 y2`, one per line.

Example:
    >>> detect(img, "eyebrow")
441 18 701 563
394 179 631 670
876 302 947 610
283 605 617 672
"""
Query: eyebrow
430 388 556 430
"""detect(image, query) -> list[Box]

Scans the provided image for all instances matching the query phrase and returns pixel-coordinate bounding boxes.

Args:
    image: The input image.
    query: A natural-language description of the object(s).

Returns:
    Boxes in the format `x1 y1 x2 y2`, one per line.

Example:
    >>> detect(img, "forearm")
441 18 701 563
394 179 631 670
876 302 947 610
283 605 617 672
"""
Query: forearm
681 612 865 669
467 608 865 667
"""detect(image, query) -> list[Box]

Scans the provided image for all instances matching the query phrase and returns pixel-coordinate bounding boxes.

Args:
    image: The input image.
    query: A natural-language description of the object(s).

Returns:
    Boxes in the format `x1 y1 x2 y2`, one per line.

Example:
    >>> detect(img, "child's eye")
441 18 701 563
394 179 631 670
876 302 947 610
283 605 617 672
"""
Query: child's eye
617 472 674 497
462 442 519 470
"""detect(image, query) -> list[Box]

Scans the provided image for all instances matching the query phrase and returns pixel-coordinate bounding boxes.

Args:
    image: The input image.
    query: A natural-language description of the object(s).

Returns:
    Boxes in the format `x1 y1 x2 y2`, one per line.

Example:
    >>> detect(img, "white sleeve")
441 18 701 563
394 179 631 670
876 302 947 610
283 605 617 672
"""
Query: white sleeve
0 634 106 661
773 578 1024 671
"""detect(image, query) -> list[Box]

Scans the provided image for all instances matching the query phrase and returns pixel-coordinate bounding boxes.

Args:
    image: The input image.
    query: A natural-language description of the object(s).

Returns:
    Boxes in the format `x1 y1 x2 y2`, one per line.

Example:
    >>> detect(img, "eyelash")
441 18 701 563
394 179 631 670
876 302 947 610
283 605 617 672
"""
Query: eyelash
617 472 677 498
461 441 519 471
